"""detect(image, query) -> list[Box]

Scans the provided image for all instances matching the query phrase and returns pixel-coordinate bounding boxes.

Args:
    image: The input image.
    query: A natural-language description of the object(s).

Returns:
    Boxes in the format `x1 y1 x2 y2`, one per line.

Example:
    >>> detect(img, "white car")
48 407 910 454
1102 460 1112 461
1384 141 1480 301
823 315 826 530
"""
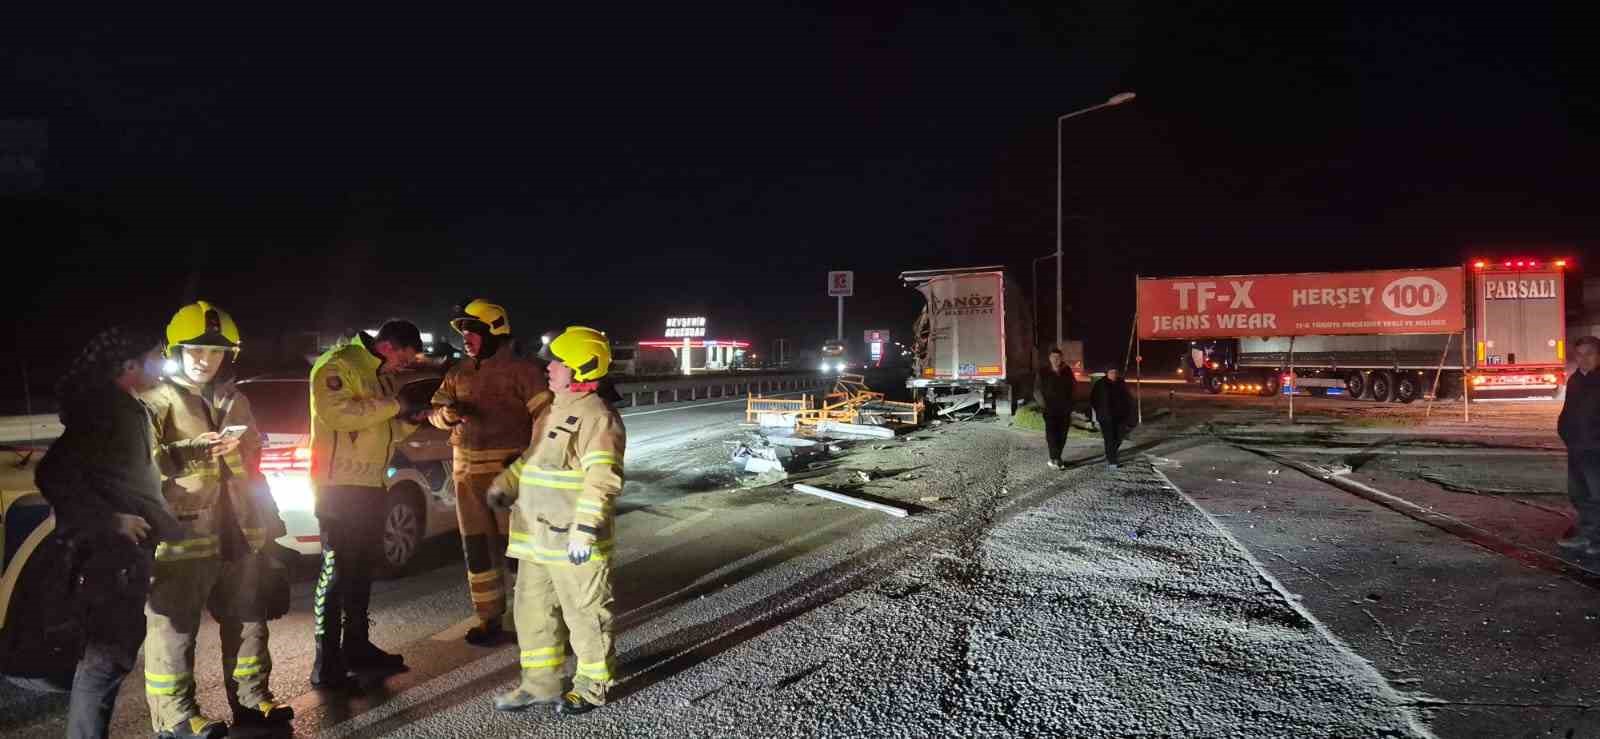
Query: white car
237 373 460 573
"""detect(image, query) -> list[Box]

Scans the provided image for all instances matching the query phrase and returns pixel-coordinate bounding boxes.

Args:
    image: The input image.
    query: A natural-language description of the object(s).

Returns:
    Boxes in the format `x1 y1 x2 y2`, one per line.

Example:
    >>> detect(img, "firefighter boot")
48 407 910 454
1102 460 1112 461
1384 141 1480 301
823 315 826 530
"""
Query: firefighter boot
155 716 228 739
466 618 507 647
555 691 600 717
232 701 294 727
494 688 560 712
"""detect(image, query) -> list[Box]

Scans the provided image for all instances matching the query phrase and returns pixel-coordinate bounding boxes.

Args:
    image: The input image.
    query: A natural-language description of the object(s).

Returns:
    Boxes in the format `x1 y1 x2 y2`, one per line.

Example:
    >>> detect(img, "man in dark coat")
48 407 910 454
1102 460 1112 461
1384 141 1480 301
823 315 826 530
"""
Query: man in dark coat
35 327 182 739
1558 335 1600 557
1090 367 1135 469
1033 348 1077 469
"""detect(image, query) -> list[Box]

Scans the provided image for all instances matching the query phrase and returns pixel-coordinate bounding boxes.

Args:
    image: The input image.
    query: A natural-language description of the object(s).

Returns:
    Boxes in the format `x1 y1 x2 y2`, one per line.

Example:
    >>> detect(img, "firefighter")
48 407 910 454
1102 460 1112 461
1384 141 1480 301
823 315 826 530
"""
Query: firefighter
428 299 550 646
488 326 626 716
308 321 429 689
141 302 292 738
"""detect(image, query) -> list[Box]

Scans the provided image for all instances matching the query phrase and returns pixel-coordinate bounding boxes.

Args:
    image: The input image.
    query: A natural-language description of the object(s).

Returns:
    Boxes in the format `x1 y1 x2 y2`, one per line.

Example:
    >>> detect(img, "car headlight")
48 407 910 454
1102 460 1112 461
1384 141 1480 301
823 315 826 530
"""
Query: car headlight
265 473 316 512
819 363 829 371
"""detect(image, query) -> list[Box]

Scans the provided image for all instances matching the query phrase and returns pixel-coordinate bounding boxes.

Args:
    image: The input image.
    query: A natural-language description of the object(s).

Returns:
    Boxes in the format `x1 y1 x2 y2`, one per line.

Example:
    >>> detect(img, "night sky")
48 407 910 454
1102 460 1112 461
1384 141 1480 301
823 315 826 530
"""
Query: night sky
4 4 1595 411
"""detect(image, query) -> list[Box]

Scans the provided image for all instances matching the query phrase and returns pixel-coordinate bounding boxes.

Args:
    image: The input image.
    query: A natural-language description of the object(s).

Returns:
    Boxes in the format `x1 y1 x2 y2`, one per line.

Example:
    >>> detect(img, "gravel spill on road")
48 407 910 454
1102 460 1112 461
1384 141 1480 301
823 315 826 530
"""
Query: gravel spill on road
382 421 1430 738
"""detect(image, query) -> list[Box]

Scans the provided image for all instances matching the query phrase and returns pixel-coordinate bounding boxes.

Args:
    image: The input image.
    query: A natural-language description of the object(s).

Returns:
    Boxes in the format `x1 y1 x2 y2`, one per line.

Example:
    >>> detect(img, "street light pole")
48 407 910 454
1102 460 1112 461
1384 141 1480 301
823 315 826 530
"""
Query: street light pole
1056 91 1136 350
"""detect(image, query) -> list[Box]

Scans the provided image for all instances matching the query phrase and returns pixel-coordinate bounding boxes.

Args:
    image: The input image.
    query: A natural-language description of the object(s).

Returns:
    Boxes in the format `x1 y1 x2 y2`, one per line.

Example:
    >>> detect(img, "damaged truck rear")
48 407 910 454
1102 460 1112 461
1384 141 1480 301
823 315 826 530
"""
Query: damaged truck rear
903 266 1037 419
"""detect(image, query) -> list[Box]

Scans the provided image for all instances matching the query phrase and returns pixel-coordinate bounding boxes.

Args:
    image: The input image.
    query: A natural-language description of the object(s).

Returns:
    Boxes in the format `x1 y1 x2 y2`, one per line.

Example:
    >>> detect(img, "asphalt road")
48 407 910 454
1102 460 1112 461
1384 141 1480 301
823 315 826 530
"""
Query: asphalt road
3 384 1590 737
5 392 859 738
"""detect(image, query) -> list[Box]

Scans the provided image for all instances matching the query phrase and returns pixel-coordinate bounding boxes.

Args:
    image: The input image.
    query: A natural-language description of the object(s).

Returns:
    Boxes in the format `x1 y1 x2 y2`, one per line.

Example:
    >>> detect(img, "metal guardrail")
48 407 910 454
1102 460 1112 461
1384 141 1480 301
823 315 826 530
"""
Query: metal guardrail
613 372 833 409
0 373 837 443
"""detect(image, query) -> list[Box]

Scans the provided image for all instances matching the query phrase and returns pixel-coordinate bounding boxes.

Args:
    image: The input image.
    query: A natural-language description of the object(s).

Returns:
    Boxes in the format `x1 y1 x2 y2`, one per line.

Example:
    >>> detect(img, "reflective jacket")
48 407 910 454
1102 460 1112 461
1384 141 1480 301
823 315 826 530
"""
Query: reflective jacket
428 341 549 477
494 391 626 564
142 377 279 561
309 335 407 489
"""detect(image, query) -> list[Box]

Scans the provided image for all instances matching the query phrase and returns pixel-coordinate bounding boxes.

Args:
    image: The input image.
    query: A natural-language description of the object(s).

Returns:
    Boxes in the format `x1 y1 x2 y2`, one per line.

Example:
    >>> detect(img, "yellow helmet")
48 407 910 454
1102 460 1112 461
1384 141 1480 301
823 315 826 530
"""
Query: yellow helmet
450 298 512 336
540 326 611 382
165 300 241 358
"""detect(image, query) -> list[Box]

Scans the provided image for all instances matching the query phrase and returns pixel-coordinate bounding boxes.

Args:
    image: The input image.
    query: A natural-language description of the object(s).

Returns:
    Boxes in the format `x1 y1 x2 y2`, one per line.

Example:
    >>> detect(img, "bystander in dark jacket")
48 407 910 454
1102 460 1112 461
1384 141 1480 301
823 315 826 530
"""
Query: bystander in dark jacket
34 327 179 739
1090 368 1135 468
1557 335 1600 556
1034 350 1078 468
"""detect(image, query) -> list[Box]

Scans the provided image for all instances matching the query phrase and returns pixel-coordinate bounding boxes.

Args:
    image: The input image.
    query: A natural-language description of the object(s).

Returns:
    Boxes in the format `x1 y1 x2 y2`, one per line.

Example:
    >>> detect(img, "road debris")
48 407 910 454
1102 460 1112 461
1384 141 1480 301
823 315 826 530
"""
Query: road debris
817 420 897 438
728 433 825 477
791 483 910 517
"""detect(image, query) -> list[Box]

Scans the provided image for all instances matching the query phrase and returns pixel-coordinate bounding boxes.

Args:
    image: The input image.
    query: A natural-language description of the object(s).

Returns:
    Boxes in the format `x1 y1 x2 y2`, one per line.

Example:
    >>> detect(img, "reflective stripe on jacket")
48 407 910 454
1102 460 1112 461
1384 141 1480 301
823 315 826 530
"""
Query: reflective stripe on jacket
496 391 626 563
427 341 548 458
309 335 406 489
142 378 276 561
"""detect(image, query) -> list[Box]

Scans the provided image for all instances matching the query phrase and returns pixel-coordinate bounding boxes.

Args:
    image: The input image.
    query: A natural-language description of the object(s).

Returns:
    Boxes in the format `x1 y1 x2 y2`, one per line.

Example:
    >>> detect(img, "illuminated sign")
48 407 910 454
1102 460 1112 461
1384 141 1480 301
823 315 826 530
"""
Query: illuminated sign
665 316 706 338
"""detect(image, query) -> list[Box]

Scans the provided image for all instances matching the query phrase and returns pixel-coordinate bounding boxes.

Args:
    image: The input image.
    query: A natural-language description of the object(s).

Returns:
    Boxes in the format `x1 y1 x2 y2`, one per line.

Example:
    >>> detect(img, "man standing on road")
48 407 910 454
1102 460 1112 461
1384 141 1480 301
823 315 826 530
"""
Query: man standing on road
1091 367 1135 469
1034 347 1077 469
1557 335 1600 557
428 299 550 646
307 321 429 689
37 327 182 739
142 302 293 737
488 326 626 717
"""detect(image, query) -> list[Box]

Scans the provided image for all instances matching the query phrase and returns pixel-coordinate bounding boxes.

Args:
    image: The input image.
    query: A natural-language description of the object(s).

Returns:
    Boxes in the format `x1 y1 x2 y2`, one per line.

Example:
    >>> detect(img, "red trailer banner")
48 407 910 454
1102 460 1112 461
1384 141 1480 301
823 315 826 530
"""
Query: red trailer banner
1137 267 1465 339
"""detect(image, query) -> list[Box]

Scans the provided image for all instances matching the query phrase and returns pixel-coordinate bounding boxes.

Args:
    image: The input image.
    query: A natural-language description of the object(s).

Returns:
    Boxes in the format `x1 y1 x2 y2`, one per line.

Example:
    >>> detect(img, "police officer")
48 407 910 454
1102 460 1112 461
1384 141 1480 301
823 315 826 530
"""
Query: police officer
308 321 427 688
428 299 549 645
488 327 626 716
141 302 292 738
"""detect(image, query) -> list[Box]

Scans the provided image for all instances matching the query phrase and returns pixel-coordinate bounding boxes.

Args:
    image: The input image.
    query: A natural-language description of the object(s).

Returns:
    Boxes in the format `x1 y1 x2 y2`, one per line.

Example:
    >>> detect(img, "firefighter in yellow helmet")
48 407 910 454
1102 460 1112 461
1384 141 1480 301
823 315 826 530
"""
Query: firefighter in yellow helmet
141 301 292 738
427 299 549 646
488 326 626 716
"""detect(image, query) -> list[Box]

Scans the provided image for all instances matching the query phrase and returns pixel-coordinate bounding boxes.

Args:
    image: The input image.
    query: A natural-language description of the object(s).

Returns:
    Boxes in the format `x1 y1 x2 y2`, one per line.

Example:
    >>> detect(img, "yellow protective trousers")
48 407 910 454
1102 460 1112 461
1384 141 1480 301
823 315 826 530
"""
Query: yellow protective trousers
454 448 515 624
511 554 616 704
143 558 274 731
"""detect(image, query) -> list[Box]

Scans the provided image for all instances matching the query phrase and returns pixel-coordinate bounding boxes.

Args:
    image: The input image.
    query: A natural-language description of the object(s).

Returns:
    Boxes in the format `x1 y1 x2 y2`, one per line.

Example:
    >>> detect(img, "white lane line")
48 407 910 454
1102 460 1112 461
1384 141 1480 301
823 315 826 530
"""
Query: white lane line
655 509 716 537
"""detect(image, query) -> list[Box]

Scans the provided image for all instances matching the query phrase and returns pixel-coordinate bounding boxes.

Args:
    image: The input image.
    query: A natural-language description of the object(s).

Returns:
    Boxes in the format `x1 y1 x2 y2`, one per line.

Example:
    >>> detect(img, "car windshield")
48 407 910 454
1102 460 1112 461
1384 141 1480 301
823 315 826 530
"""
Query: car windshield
238 380 311 433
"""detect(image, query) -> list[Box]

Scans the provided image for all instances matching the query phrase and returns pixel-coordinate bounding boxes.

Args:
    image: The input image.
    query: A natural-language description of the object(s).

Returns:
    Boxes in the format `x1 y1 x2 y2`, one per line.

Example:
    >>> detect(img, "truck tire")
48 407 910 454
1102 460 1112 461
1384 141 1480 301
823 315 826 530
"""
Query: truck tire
1260 373 1281 397
1369 371 1396 403
1344 371 1367 400
995 385 1014 418
1204 373 1224 394
1394 373 1421 404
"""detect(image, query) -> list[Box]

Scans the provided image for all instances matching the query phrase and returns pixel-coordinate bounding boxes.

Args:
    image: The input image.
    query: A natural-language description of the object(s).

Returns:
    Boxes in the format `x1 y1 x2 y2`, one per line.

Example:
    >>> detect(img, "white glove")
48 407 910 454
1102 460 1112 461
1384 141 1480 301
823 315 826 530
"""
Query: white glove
567 526 597 565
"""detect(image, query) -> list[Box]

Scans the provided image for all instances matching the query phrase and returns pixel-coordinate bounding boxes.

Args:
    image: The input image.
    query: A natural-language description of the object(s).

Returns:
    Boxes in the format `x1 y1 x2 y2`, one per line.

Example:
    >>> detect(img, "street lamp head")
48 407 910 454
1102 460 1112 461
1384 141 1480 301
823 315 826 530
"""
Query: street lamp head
1107 92 1137 105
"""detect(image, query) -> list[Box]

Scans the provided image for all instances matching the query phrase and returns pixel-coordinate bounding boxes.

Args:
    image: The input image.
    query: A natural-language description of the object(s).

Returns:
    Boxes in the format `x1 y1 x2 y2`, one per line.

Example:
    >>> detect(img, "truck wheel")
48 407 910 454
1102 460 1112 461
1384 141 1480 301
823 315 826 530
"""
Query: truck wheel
1369 371 1396 403
1260 373 1281 397
1204 373 1224 394
1344 372 1367 400
1394 373 1421 404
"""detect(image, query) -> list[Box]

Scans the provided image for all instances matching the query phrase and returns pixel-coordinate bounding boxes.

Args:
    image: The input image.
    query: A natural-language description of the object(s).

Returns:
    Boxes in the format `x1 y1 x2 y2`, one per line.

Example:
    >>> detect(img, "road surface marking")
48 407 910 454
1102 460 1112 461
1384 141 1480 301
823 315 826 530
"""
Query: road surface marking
656 509 716 537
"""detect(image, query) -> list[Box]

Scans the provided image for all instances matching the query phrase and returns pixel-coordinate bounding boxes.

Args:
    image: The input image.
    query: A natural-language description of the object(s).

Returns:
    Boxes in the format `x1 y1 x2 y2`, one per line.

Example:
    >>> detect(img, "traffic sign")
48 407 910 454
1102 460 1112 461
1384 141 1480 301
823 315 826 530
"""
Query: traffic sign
828 271 854 297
